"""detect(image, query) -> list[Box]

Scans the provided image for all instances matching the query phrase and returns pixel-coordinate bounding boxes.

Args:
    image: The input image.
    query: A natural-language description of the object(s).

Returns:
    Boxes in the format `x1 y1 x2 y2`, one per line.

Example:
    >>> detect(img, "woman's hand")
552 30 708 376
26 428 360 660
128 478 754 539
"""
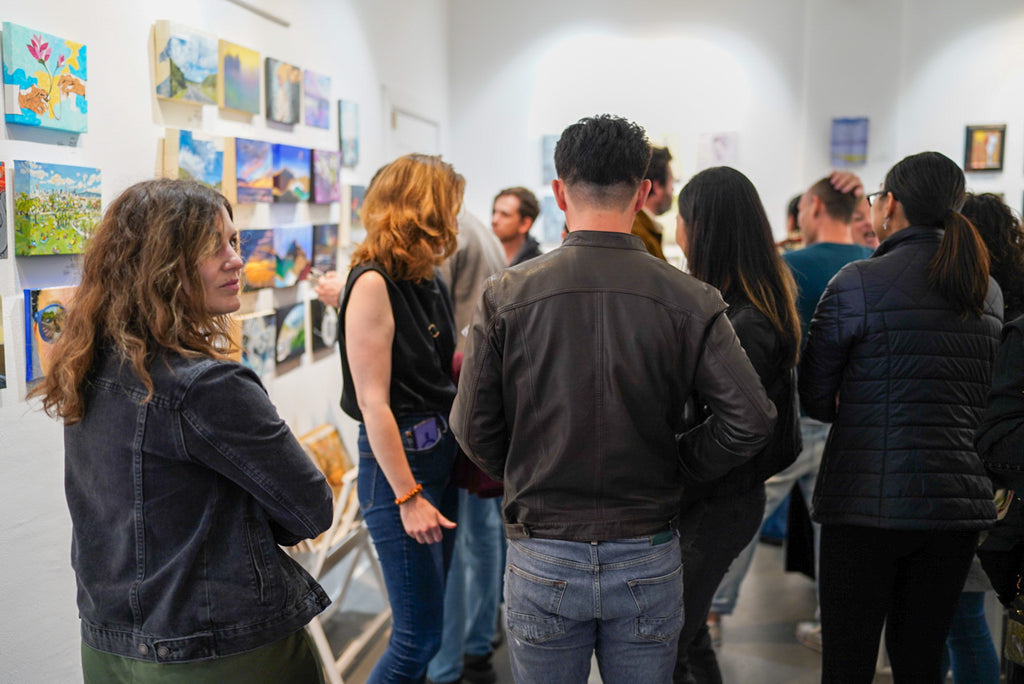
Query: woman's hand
314 271 345 308
398 495 456 544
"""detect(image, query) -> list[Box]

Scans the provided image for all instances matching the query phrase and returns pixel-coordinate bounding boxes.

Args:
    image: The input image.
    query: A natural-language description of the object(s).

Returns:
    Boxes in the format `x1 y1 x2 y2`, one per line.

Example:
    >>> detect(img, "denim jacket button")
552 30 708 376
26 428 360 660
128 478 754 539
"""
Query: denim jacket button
157 646 170 658
137 643 149 655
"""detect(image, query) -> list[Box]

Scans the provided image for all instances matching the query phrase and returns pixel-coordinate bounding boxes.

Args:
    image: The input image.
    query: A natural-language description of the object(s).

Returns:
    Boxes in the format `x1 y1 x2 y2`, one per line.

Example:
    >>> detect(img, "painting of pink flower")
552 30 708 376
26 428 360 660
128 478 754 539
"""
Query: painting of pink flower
27 34 51 64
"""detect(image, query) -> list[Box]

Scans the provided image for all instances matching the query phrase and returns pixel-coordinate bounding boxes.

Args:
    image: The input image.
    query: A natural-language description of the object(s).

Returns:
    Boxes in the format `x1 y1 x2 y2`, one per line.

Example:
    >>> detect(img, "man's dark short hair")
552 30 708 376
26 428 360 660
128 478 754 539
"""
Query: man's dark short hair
809 178 857 223
554 115 652 208
495 186 540 223
645 146 673 187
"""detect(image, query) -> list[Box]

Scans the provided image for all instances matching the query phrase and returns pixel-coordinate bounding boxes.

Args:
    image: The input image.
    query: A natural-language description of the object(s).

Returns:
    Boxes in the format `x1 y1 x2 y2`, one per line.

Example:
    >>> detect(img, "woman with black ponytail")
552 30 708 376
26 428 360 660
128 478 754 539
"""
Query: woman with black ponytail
799 152 1004 683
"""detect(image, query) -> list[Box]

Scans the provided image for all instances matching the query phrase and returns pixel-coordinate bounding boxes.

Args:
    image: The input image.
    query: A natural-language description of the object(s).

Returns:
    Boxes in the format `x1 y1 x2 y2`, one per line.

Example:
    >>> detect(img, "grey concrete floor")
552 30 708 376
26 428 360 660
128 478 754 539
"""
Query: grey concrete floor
340 542 903 683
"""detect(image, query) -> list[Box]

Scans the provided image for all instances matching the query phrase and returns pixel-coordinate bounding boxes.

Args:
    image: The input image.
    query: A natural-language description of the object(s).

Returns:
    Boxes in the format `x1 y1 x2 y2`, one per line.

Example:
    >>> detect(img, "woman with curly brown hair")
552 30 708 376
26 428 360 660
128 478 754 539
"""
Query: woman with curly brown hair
315 154 464 683
962 192 1024 321
34 178 334 683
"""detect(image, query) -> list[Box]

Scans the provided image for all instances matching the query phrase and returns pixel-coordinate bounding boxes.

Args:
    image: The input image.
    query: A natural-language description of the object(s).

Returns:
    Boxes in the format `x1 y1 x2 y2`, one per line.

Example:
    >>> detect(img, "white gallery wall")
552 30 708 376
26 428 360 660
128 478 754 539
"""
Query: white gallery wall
448 0 1024 239
0 0 448 681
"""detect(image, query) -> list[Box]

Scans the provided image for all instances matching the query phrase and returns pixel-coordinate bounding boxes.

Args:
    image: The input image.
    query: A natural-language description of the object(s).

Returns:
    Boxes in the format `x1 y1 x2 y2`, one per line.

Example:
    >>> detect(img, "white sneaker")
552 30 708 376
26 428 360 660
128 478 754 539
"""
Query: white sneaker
795 621 822 652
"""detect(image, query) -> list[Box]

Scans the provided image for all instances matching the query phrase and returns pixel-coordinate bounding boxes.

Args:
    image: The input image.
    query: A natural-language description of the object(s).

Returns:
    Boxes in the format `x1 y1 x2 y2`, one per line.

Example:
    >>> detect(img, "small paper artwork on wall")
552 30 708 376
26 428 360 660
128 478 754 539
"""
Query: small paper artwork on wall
25 286 76 382
830 117 869 167
265 57 301 124
312 150 341 204
275 301 306 365
339 100 359 167
304 71 330 129
964 125 1006 172
14 160 101 256
274 225 313 287
240 228 275 291
0 162 7 259
313 223 339 273
0 296 6 390
2 22 88 133
239 310 276 377
273 144 311 202
310 299 339 353
218 40 260 115
154 21 217 105
164 129 224 191
232 138 274 203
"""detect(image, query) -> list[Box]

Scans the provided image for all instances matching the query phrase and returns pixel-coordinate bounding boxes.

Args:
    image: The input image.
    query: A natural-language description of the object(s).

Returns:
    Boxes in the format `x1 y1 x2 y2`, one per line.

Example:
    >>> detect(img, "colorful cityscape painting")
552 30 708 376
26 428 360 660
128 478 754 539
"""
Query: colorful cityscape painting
218 40 260 114
239 310 276 377
2 22 88 133
275 301 306 365
339 100 359 166
273 144 311 202
14 160 101 256
234 138 273 203
240 228 275 291
274 225 313 287
165 129 223 191
25 286 76 382
0 163 7 259
312 149 340 204
313 223 339 272
154 21 217 105
265 57 301 124
303 71 330 129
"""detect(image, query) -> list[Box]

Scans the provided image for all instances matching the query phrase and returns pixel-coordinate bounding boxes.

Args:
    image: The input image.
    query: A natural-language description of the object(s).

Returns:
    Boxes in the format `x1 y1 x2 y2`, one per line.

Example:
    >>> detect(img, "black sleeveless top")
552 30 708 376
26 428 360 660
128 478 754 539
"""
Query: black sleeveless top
338 261 457 421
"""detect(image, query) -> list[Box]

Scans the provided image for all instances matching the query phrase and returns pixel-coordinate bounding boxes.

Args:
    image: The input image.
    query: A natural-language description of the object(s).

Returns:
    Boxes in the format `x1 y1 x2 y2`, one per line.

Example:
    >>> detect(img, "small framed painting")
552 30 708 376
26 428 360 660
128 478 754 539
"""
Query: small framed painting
964 125 1006 172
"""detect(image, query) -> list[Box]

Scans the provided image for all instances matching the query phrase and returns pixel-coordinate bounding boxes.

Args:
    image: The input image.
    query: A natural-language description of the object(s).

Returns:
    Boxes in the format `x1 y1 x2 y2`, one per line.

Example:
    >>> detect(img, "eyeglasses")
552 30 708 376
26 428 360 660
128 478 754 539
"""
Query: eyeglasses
865 190 886 207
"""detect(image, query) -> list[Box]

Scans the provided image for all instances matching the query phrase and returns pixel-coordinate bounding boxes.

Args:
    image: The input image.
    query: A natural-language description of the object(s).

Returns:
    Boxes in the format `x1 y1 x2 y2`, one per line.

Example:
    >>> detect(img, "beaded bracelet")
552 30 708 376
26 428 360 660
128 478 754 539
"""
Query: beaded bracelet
395 483 424 506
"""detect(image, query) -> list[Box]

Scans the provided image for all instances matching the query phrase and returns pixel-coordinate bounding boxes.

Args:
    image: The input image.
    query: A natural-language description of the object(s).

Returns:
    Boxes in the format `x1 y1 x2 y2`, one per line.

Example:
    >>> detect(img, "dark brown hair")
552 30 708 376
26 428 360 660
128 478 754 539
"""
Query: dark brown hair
961 192 1024 319
808 177 857 223
495 186 540 223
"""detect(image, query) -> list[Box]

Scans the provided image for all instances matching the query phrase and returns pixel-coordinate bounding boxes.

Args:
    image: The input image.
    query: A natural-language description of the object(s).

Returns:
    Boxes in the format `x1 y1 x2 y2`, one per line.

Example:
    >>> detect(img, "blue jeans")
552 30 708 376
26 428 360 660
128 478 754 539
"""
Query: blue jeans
943 591 999 684
427 491 504 683
504 534 683 684
358 416 458 684
710 417 827 616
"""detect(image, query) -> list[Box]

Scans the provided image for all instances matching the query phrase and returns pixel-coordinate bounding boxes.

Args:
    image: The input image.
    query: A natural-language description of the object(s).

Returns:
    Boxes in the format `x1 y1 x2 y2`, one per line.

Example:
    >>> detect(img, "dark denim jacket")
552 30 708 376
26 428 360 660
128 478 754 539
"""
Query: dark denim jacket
64 350 333 662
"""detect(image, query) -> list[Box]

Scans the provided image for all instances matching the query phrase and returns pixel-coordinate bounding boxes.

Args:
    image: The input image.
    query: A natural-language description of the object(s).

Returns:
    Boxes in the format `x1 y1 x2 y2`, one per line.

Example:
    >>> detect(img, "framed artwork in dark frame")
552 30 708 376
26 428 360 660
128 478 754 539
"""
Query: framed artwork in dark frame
963 124 1006 172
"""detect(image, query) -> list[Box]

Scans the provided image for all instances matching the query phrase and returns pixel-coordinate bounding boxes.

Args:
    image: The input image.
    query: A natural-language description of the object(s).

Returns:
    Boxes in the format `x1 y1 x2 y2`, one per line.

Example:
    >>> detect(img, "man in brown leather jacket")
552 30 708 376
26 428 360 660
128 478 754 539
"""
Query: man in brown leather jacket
451 114 776 683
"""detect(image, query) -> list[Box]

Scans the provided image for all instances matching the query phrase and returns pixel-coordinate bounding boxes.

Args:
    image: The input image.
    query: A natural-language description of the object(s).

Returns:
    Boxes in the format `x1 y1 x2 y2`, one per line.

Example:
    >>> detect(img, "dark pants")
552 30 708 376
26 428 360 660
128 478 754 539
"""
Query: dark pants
358 417 459 684
674 486 767 684
819 524 979 684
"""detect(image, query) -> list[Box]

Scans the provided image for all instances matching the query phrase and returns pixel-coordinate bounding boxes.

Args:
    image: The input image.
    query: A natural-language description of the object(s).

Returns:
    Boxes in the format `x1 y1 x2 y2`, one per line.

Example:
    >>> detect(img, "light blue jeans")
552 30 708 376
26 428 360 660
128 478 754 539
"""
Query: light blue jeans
710 418 828 616
427 491 504 683
504 534 683 684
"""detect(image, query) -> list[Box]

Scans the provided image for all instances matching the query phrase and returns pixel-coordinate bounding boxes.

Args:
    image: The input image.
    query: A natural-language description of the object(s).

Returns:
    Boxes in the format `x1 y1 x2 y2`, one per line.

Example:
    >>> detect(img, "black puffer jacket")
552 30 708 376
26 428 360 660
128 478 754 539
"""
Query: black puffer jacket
800 225 1002 531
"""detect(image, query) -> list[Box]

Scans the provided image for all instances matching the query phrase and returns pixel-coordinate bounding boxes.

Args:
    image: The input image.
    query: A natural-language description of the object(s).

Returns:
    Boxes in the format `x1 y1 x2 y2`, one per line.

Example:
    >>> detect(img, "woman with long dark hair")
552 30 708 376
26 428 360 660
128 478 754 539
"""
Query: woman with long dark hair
314 154 463 683
801 152 1003 682
962 192 1024 321
673 166 802 684
35 179 334 683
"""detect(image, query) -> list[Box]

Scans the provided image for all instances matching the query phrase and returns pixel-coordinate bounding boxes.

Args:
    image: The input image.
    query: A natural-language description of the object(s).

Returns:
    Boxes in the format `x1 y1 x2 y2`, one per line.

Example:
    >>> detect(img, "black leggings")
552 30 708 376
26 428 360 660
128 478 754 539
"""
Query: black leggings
819 524 979 684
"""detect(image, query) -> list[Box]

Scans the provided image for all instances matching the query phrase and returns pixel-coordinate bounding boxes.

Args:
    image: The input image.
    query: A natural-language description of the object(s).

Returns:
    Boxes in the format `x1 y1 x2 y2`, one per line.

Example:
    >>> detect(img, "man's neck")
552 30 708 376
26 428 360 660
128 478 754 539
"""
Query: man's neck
503 235 526 264
811 221 855 245
567 208 636 234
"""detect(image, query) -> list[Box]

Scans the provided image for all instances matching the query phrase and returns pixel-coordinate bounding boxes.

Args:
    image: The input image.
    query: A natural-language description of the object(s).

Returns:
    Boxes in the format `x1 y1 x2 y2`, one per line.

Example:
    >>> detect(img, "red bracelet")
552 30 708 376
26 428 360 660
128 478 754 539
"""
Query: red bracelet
395 483 424 506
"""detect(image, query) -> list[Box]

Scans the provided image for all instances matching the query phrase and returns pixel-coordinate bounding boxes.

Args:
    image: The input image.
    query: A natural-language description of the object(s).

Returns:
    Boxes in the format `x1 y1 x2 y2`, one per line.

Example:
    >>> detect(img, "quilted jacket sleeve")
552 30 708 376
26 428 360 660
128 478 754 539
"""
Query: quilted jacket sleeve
976 320 1024 488
799 264 866 422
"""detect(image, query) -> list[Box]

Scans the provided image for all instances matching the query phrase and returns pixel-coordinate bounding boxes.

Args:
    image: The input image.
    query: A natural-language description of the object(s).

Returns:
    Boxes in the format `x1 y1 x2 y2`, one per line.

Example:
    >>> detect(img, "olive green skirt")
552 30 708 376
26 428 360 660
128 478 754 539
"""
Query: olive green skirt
81 628 325 684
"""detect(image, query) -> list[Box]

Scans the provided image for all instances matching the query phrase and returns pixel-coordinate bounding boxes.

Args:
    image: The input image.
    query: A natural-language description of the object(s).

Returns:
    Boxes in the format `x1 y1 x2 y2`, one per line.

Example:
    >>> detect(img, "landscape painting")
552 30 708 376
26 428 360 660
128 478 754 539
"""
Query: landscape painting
310 299 339 353
1 163 7 258
234 138 273 203
25 286 76 382
14 160 101 256
154 21 217 105
312 149 341 204
164 129 223 191
274 225 313 287
265 57 301 124
304 70 330 129
339 100 359 167
273 144 311 202
275 301 306 365
218 40 260 114
2 22 88 133
239 310 276 377
313 223 339 272
240 228 275 291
